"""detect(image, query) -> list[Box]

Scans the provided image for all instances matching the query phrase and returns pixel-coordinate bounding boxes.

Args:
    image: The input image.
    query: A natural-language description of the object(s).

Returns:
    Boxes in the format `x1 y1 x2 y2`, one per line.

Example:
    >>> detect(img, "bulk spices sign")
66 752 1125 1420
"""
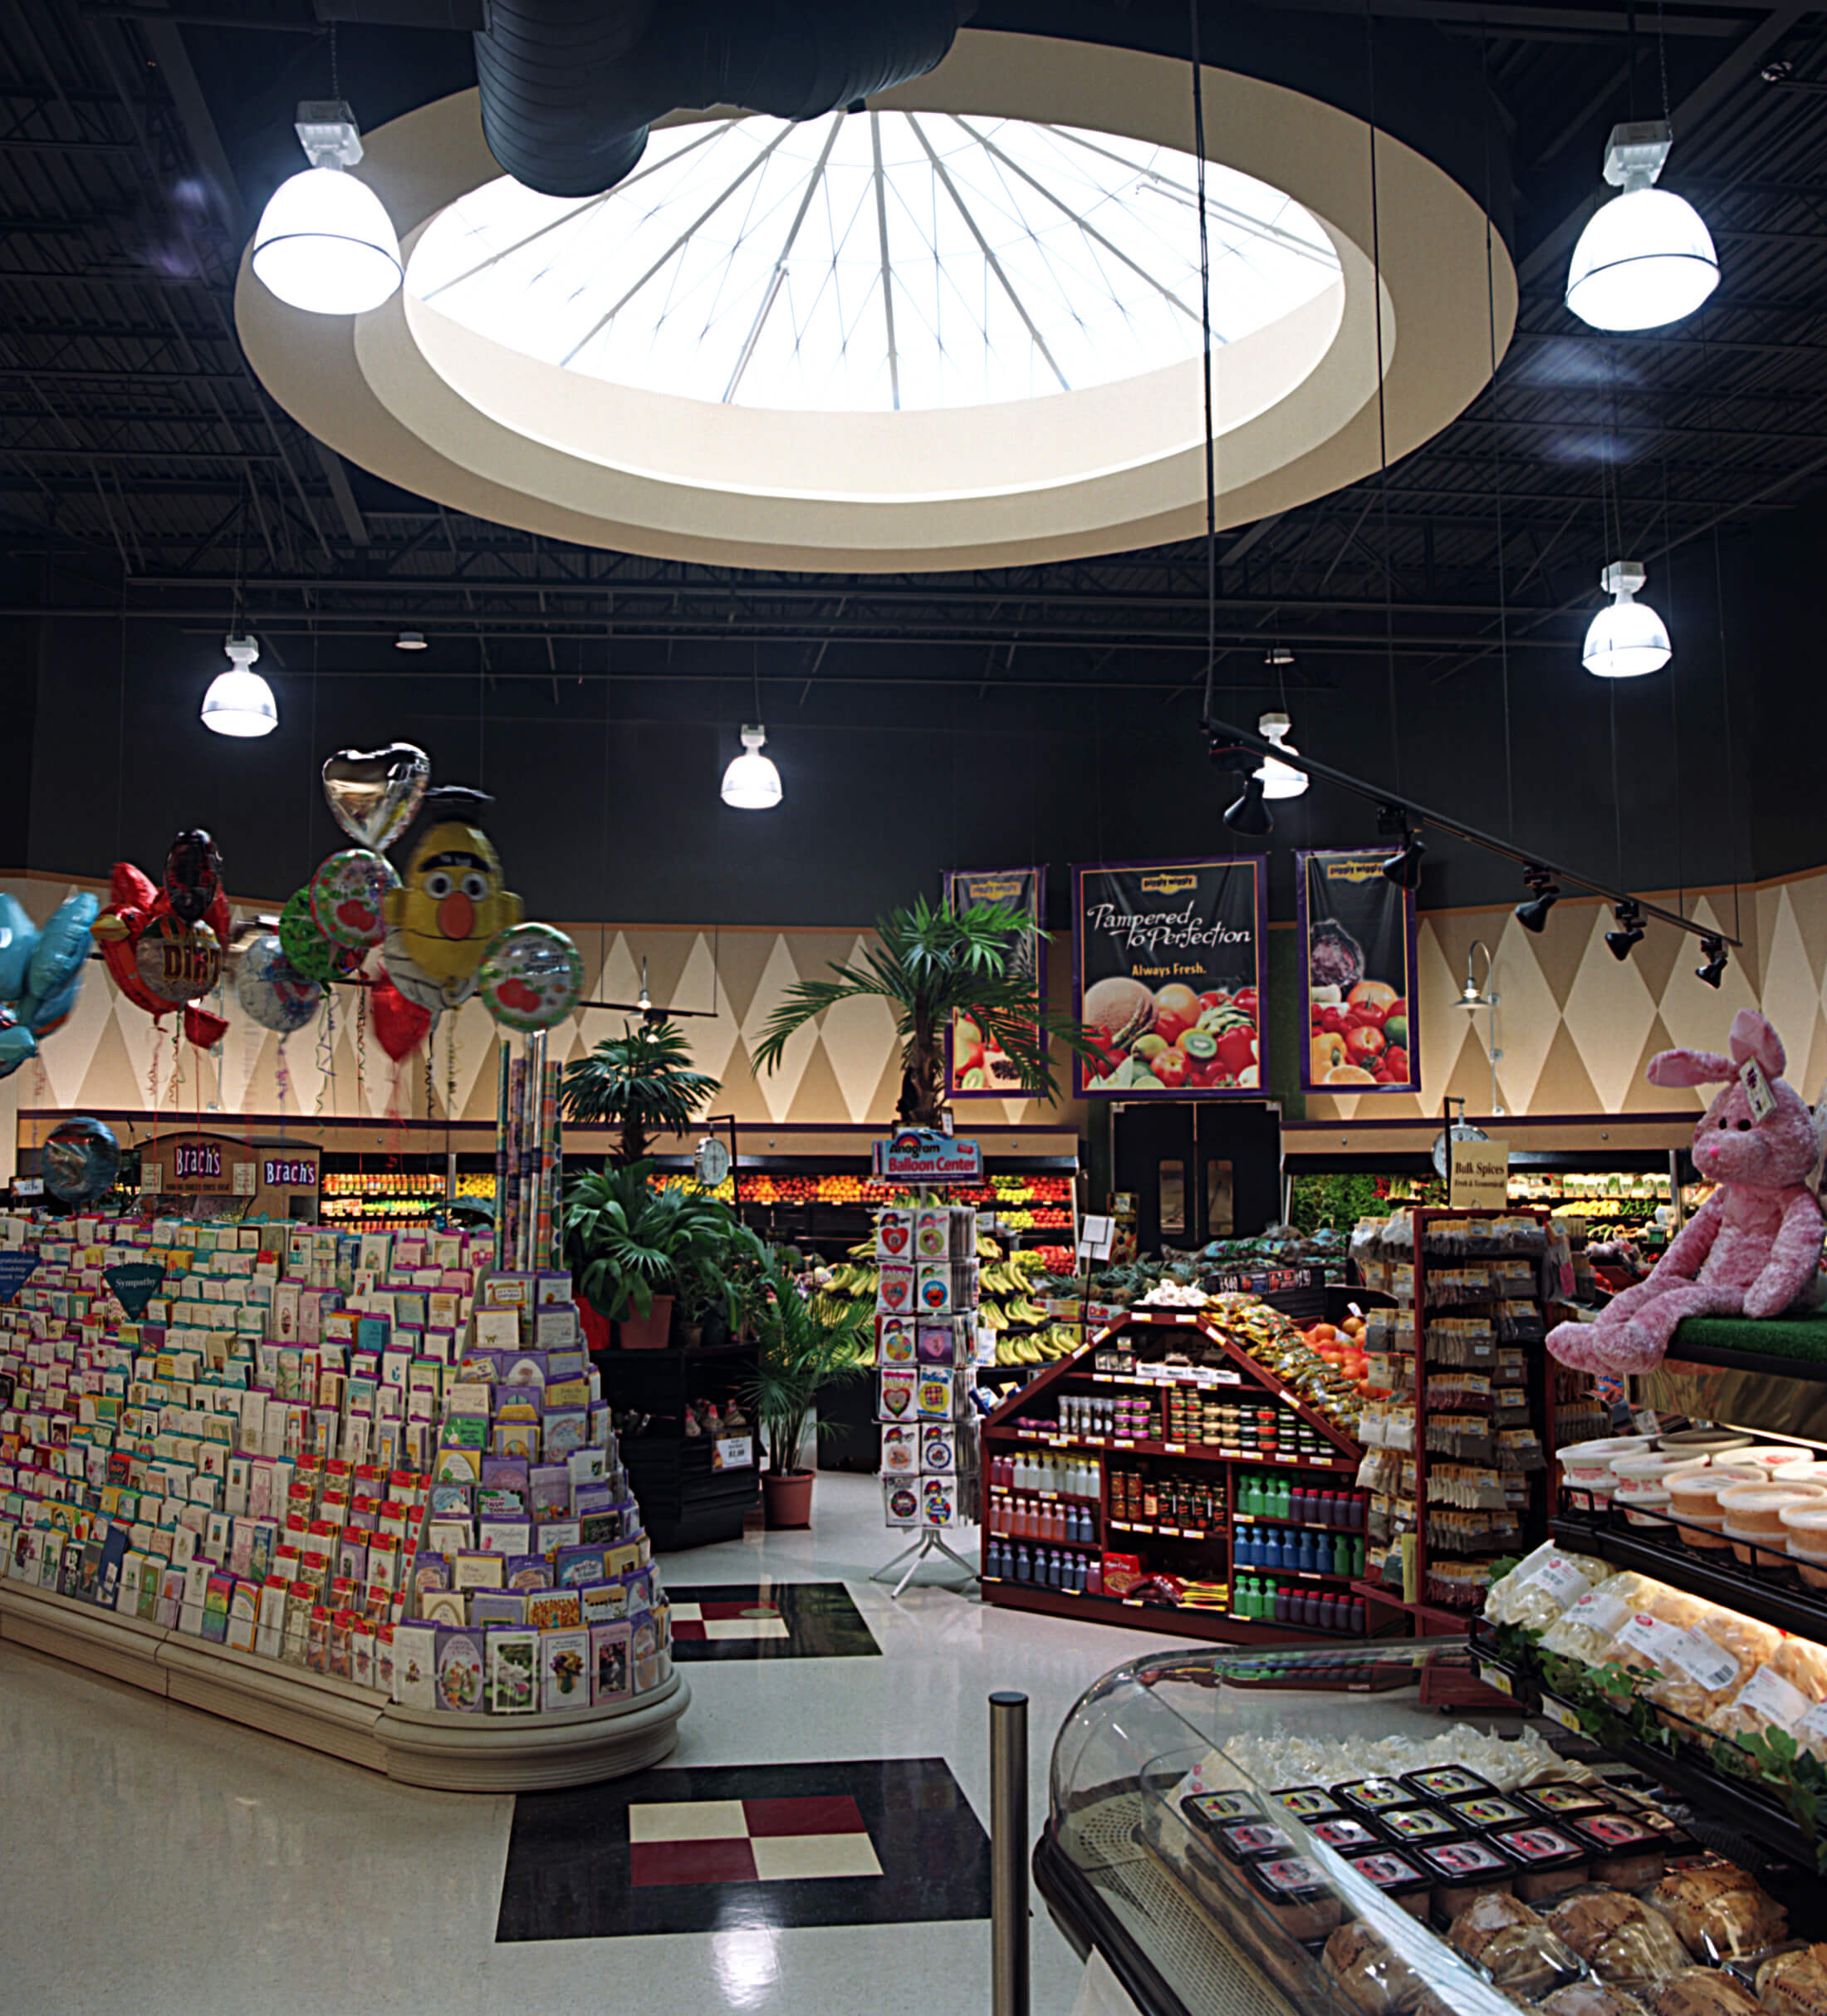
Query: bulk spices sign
942 866 1045 1100
1072 857 1267 1097
1296 850 1418 1095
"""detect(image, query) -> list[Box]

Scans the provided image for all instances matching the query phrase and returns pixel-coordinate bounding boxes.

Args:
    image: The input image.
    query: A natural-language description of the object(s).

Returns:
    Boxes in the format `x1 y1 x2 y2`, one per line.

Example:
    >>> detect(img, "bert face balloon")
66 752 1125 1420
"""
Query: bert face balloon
382 798 522 1010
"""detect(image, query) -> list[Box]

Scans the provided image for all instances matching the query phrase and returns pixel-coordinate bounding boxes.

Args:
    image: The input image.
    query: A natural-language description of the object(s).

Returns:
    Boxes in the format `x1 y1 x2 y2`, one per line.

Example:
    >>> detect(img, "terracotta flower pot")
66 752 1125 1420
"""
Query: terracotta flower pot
677 1320 705 1351
762 1469 814 1529
615 1293 675 1351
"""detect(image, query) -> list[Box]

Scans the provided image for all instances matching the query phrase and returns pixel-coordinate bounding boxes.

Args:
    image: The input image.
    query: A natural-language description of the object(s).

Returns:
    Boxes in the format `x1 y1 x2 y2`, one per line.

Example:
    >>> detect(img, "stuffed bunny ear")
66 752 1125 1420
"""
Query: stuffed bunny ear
1647 1047 1735 1088
1729 1008 1786 1081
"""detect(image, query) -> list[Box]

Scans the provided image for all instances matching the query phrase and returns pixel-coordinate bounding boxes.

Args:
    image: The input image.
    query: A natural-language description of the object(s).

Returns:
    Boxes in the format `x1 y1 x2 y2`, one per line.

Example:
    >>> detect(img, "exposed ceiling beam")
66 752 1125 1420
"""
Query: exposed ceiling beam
311 439 370 547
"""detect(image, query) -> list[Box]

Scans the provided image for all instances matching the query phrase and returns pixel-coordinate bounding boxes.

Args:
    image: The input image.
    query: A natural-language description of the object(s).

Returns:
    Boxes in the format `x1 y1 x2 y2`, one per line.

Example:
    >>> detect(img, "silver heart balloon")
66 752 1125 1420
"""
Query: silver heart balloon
321 743 429 853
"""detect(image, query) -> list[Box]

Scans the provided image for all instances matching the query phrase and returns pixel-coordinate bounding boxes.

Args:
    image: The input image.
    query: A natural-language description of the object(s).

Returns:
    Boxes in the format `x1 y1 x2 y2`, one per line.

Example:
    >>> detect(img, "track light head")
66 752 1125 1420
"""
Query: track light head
1516 866 1560 934
1222 772 1274 836
1696 934 1729 988
1381 827 1425 890
1605 902 1645 961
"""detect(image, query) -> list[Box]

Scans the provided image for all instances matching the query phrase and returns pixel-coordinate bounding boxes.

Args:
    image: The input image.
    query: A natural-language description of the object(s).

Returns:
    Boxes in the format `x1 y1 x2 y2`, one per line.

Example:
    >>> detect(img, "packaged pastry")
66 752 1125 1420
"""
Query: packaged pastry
1567 1812 1669 1888
1381 1805 1466 1847
1322 1920 1429 2016
1644 1610 1782 1728
1242 1855 1345 1941
1446 1891 1583 1999
1418 1837 1516 1919
1447 1793 1534 1831
1402 1766 1498 1803
1541 1573 1671 1664
1345 1848 1433 1919
1651 1967 1761 2016
1181 1790 1261 1833
1483 1545 1609 1630
1548 1886 1694 1990
1337 1776 1424 1818
1540 1987 1654 2016
1521 1783 1618 1823
1487 1824 1589 1901
1310 1817 1385 1854
1756 1944 1827 2016
1648 1859 1789 1962
1271 1785 1345 1823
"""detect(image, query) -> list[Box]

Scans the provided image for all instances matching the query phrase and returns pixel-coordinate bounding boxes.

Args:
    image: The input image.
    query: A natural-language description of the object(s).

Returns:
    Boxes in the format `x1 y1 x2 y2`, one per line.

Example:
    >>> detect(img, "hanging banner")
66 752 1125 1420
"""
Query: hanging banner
1296 849 1418 1094
1073 857 1267 1097
942 866 1045 1100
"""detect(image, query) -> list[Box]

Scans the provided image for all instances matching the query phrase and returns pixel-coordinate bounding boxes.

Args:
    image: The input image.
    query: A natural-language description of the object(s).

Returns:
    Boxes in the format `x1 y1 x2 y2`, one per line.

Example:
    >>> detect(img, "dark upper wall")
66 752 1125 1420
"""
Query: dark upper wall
17 512 1768 929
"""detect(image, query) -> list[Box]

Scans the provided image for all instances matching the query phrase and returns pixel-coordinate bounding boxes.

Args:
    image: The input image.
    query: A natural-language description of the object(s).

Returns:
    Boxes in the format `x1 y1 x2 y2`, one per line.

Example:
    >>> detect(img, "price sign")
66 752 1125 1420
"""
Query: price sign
139 1165 161 1194
712 1434 753 1474
1078 1214 1114 1261
12 1177 42 1198
232 1161 257 1196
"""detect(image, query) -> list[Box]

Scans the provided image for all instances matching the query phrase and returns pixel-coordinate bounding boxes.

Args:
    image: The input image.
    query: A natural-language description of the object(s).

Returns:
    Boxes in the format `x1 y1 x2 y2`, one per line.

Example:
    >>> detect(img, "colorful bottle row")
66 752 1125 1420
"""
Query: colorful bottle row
987 1454 1100 1499
1234 1528 1365 1577
1233 1578 1366 1631
1236 1474 1366 1526
990 1492 1098 1548
986 1543 1100 1593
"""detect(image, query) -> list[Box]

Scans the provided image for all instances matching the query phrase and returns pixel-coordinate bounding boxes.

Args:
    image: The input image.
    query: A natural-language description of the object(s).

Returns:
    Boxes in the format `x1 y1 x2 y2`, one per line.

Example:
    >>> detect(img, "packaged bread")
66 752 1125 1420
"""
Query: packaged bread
1647 1860 1788 1962
1606 1590 1712 1681
1704 1636 1827 1751
1484 1545 1609 1631
1540 1986 1654 2016
1756 1945 1827 2016
1548 1886 1692 1990
1447 1891 1583 1999
1541 1573 1675 1664
1650 1967 1761 2016
1321 1920 1428 2016
1644 1610 1783 1726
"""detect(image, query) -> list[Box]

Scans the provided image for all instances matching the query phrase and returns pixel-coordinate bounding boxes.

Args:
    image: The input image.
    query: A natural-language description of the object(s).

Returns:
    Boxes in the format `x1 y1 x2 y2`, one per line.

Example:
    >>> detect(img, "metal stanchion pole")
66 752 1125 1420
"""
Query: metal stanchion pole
990 1690 1031 2016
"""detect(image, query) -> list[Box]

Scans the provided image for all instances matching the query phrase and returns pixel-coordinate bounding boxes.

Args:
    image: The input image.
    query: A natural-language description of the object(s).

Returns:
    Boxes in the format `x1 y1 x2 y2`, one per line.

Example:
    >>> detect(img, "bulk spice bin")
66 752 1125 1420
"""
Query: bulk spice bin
1036 1631 1827 2016
979 1298 1369 1639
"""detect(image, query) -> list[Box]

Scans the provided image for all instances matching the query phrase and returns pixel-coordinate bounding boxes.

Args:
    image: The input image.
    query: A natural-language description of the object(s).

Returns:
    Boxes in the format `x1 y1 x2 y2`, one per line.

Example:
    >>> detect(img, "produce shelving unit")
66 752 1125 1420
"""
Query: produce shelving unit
592 1339 762 1551
979 1307 1368 1642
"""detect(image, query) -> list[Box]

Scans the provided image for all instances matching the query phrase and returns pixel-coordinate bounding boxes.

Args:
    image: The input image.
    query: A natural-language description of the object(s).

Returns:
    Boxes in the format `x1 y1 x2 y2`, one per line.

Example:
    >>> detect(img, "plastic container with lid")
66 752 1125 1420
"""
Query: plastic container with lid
1381 1804 1467 1847
1615 1482 1673 1528
1417 1837 1518 1920
1655 1428 1754 1460
1310 1816 1385 1854
1180 1790 1261 1833
1768 1457 1827 1489
1731 1445 1814 1474
1447 1793 1535 1832
1566 1811 1668 1887
1271 1785 1345 1823
1668 1465 1767 1520
1609 1451 1712 1490
1487 1824 1590 1902
1516 1783 1616 1823
1718 1481 1827 1562
1400 1766 1499 1803
1243 1854 1345 1941
1780 1501 1827 1590
1676 1509 1733 1552
1344 1847 1433 1919
1560 1436 1652 1505
1335 1774 1423 1817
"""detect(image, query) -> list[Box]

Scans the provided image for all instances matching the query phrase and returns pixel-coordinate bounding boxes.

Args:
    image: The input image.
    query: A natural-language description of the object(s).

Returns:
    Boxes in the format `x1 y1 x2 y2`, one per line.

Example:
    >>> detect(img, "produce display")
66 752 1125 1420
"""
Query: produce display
1081 976 1260 1095
650 1167 1073 1229
814 1233 1081 1365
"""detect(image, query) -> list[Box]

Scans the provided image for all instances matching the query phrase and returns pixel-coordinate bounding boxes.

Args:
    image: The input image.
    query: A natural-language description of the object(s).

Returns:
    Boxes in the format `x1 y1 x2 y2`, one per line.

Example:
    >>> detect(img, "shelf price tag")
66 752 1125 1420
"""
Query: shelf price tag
712 1435 753 1473
1541 1695 1582 1734
1481 1665 1515 1699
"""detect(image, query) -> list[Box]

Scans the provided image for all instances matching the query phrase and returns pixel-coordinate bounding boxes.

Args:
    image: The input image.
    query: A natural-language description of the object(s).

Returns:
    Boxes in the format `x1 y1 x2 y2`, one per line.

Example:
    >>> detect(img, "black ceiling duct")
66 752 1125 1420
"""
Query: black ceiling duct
475 0 971 199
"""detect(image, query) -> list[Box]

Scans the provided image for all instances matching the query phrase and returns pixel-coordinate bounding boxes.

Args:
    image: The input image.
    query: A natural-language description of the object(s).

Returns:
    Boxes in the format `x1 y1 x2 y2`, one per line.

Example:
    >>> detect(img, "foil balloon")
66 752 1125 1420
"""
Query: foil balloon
163 828 223 926
381 788 522 1015
372 974 433 1060
135 915 222 1004
236 932 322 1035
278 888 338 986
0 890 97 1077
42 1116 121 1204
309 848 398 951
478 922 584 1033
321 743 429 852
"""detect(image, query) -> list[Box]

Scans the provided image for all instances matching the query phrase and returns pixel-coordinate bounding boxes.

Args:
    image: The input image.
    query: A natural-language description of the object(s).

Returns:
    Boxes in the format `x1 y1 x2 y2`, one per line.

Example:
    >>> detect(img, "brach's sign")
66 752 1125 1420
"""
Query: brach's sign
870 1130 984 1184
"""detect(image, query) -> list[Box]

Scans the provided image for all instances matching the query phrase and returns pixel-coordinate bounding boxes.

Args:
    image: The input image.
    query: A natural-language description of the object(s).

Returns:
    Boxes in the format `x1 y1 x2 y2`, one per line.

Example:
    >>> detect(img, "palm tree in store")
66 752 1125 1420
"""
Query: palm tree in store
750 895 1096 1127
560 1018 721 1166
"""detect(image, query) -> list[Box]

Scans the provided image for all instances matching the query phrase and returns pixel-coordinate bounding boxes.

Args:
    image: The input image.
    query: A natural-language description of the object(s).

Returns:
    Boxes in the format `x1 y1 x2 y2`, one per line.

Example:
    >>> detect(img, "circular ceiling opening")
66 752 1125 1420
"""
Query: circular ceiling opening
404 111 1342 416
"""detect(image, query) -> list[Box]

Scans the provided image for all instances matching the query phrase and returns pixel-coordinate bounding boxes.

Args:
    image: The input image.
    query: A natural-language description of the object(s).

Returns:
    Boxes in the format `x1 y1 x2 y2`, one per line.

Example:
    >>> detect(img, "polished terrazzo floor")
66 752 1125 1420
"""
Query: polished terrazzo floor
0 1468 1173 2015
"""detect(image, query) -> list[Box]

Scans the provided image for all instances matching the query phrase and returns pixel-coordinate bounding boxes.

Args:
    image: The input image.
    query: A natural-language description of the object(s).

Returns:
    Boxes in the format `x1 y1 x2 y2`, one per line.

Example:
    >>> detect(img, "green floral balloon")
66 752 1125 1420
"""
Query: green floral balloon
278 887 338 986
478 923 583 1032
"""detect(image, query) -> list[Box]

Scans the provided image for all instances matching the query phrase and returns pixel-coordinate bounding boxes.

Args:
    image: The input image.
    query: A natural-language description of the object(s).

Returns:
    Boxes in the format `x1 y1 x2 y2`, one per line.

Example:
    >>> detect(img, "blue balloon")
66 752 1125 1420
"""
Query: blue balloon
21 892 96 1030
26 969 81 1037
0 895 36 1002
0 1023 36 1080
42 1116 120 1204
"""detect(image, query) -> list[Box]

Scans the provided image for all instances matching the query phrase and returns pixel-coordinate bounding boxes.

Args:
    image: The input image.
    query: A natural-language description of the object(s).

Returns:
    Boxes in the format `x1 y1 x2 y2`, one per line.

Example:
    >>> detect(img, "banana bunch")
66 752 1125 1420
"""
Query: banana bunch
1006 1297 1049 1326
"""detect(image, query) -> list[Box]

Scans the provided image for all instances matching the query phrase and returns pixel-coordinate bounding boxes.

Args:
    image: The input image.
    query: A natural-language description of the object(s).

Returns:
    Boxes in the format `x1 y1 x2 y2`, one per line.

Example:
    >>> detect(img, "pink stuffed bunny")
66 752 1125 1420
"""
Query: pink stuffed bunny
1546 1009 1827 1376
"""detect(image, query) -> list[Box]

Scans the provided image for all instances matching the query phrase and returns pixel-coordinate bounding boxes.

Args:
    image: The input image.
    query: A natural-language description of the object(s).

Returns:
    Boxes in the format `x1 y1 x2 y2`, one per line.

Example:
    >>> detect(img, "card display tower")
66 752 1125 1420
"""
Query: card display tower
870 1181 982 1599
978 1307 1365 1641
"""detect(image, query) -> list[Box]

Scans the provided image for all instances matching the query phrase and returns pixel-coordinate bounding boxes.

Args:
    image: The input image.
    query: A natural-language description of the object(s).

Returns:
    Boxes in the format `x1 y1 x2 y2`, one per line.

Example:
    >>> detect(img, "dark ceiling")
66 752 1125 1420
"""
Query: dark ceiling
0 0 1824 711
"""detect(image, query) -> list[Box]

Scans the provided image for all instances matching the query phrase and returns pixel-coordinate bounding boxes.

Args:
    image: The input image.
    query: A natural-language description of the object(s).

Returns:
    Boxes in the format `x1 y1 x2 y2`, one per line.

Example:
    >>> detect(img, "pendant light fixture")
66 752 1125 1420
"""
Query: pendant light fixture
721 725 781 809
1222 772 1273 836
1583 561 1672 679
252 101 403 316
1253 713 1310 799
1516 866 1560 934
1565 120 1719 331
201 635 278 738
1605 900 1645 960
1696 934 1729 988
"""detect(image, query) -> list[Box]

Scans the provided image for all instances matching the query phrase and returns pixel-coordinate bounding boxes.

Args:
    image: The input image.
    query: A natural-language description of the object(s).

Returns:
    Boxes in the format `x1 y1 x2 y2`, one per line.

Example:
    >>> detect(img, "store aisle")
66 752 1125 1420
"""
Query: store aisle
0 1470 1173 2016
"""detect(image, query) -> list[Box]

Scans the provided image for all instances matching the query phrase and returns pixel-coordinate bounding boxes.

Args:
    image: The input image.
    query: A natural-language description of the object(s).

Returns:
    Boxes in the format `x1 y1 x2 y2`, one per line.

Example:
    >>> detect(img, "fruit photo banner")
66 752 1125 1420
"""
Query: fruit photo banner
1296 849 1418 1095
942 864 1044 1100
1073 857 1266 1097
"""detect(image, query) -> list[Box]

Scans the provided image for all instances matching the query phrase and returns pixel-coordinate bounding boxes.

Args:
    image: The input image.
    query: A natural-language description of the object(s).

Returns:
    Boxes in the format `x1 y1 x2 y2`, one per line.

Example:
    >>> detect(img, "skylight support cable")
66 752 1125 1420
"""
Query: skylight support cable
1189 0 1218 733
723 112 843 404
869 111 902 412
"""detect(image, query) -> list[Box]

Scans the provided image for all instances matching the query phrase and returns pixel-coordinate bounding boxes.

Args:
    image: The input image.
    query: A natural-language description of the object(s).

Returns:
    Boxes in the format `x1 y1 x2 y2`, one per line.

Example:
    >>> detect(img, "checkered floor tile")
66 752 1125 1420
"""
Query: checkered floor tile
669 1601 792 1644
497 1757 988 1940
662 1582 879 1661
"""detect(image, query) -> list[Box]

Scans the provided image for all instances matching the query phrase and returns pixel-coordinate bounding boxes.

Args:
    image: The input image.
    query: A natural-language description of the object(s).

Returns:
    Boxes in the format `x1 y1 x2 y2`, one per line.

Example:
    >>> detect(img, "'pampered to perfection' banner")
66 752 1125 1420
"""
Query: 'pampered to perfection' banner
942 866 1045 1100
1296 848 1418 1094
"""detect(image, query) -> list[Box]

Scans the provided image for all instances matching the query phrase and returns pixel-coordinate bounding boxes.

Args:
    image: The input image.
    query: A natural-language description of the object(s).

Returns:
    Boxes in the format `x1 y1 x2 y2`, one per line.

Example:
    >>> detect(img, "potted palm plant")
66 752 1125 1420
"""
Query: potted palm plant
561 1161 757 1350
560 1018 720 1165
745 1253 872 1528
750 895 1095 1126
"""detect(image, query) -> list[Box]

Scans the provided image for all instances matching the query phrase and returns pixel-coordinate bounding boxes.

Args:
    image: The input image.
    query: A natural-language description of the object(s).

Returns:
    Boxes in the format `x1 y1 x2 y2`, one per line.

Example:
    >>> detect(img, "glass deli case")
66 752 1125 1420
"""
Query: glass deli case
1036 1641 1823 2016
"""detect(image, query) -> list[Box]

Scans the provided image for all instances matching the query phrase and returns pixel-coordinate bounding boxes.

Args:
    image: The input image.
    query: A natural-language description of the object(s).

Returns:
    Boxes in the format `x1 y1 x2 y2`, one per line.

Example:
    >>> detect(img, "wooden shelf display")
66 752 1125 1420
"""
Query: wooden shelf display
979 1307 1371 1642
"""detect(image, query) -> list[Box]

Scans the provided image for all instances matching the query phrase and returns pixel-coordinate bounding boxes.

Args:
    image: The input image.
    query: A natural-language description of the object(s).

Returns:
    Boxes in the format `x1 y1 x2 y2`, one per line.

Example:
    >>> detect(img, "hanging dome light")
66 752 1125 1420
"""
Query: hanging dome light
1583 560 1672 679
252 101 403 316
721 724 781 809
201 635 278 738
1566 120 1718 331
1253 712 1310 799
